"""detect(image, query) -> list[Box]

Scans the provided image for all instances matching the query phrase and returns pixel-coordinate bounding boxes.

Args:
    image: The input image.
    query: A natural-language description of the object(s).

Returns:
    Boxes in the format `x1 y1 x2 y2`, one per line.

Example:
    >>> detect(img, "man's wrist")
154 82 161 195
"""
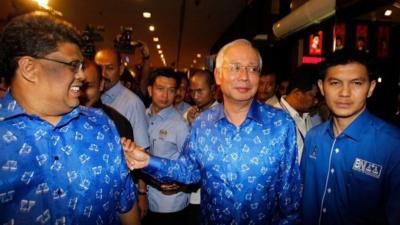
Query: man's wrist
138 189 147 195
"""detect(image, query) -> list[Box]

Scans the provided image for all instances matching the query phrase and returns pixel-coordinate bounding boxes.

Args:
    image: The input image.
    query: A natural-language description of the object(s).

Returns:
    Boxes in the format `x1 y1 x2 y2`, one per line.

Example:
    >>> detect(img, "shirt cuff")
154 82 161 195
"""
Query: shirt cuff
144 155 165 175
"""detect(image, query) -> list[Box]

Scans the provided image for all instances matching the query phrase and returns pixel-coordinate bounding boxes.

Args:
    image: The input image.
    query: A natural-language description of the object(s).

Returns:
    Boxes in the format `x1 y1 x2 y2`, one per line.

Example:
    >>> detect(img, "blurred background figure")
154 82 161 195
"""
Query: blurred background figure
185 69 218 125
80 59 133 140
256 71 280 107
174 71 191 115
278 79 289 98
277 65 319 161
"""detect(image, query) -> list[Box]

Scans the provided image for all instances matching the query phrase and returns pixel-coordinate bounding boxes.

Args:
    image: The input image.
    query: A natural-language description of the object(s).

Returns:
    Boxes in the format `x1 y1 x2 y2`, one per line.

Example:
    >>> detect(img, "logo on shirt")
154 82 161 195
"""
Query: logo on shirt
309 146 318 160
159 129 168 139
352 158 382 179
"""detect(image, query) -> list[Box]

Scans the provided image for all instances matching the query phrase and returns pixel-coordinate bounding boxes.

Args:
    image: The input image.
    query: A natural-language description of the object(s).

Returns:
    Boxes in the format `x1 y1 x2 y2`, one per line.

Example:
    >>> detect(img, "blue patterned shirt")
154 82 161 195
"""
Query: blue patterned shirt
0 92 137 225
144 100 301 225
301 109 400 225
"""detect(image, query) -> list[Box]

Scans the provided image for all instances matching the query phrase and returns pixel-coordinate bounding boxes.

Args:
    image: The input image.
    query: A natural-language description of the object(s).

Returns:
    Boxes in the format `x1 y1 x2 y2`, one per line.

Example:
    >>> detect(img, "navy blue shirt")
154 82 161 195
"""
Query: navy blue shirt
301 109 400 225
144 100 301 225
0 92 137 225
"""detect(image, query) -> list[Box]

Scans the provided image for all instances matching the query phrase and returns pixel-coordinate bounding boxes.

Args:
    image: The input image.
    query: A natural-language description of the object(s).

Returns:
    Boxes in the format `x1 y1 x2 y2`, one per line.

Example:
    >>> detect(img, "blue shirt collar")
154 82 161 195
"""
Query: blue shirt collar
0 91 86 127
103 81 124 100
326 109 372 141
213 99 263 124
147 105 175 119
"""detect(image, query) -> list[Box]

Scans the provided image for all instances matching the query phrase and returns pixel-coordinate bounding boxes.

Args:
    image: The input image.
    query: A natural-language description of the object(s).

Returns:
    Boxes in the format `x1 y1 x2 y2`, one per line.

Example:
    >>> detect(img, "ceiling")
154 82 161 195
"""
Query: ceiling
0 0 246 71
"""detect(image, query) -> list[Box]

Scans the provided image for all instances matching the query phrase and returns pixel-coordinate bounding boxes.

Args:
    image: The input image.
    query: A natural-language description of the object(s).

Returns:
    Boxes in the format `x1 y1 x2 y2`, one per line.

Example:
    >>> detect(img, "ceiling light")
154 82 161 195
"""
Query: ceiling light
157 44 161 49
153 37 159 42
196 53 202 58
34 0 49 9
160 54 164 58
158 50 163 54
143 12 151 18
193 59 197 63
384 9 392 16
149 25 155 31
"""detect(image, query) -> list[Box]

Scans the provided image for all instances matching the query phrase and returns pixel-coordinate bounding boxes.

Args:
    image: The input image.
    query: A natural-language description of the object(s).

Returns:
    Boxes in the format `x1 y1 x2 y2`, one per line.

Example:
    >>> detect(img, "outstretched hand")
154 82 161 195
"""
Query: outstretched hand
121 137 150 170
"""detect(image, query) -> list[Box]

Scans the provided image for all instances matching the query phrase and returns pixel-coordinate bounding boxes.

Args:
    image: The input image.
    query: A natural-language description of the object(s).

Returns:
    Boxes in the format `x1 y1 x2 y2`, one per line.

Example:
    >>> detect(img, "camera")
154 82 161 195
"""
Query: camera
81 25 104 59
114 26 143 54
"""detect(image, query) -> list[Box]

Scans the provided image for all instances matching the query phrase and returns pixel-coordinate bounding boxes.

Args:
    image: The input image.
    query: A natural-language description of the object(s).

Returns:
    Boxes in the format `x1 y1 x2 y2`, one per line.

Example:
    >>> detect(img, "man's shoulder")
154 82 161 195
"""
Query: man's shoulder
369 115 400 141
79 105 112 124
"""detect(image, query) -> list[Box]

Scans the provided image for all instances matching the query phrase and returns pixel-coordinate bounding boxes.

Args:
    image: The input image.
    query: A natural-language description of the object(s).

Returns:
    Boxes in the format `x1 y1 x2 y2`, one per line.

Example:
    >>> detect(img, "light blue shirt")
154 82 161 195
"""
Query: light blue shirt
0 92 136 225
146 105 190 213
101 81 150 148
175 101 191 115
301 109 400 225
144 100 301 225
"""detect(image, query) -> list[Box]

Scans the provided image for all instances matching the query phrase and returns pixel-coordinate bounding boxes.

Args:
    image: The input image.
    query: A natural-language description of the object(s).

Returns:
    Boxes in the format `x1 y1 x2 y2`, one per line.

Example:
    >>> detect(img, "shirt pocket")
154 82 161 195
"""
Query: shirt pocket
346 171 382 214
151 134 180 160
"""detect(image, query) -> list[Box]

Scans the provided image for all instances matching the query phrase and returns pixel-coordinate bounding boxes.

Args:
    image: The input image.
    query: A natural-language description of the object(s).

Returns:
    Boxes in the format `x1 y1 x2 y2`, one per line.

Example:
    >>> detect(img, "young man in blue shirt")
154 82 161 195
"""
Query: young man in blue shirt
0 11 139 225
301 49 400 225
142 68 190 225
123 39 301 225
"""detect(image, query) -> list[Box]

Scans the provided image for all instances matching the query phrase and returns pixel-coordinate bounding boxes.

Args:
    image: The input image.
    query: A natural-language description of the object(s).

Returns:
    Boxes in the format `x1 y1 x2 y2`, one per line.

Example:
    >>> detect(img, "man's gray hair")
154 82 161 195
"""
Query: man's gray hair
215 39 262 70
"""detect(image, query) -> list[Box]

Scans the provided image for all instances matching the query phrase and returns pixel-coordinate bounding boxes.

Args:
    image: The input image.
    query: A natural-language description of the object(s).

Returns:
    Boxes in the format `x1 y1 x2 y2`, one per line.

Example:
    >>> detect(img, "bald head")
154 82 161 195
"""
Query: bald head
95 48 124 91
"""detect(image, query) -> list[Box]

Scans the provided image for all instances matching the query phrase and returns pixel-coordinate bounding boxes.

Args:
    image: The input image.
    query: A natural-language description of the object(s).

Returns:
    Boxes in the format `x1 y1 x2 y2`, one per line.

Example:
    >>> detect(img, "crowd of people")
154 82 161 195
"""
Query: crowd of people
0 11 399 225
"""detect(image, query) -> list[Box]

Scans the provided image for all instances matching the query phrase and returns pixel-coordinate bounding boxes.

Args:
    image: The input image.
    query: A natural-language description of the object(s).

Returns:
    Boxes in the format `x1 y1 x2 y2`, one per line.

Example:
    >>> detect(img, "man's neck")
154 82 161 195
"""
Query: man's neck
11 87 62 126
198 99 215 112
332 108 365 137
223 98 252 127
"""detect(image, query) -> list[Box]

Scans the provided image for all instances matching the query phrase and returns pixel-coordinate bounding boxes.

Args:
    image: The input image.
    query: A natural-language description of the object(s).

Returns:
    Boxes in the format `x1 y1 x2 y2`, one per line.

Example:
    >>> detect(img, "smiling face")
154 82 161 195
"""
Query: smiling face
215 42 260 105
33 42 85 115
318 62 376 123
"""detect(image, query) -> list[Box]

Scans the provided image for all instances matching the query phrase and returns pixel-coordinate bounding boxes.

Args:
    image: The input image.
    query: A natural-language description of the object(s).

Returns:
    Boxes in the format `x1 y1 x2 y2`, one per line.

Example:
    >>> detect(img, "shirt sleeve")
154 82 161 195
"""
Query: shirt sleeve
277 118 302 225
385 142 400 225
127 98 150 149
142 128 201 185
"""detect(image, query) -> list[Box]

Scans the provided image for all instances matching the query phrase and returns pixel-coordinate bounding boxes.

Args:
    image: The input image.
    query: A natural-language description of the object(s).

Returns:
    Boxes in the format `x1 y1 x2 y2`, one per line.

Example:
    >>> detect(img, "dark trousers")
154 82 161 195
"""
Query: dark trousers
186 204 201 225
142 207 188 225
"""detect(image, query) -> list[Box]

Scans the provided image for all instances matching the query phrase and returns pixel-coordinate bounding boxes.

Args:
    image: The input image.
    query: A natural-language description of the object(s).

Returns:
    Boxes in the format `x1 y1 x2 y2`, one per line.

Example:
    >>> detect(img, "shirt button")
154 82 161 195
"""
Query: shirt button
323 208 327 213
327 188 331 193
330 168 335 174
335 148 340 154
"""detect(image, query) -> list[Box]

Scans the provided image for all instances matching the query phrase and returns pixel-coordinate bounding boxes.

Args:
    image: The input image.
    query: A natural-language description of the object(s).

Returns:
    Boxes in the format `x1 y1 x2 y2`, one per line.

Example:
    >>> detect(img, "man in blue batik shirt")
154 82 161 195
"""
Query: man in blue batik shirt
301 49 400 225
123 39 301 225
0 12 139 225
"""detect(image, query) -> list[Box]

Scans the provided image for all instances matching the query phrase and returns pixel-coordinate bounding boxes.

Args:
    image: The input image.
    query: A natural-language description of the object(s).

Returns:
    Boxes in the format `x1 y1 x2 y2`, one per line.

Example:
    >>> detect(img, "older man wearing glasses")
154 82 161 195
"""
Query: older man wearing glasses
123 39 301 225
0 12 140 225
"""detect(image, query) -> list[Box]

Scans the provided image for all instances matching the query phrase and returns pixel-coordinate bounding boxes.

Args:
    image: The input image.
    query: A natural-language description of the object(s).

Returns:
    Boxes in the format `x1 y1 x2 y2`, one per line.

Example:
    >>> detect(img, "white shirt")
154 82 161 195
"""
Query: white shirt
278 96 316 162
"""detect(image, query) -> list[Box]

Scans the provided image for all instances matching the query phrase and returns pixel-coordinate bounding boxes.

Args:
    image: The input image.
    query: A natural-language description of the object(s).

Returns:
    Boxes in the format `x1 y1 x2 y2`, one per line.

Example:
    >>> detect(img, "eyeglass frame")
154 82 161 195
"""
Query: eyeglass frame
34 56 85 73
221 63 261 75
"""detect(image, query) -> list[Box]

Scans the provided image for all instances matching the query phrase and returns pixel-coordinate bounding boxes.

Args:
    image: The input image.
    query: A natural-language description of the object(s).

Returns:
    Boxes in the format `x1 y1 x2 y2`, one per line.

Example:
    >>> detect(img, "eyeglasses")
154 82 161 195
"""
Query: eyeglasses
35 57 85 73
222 63 260 75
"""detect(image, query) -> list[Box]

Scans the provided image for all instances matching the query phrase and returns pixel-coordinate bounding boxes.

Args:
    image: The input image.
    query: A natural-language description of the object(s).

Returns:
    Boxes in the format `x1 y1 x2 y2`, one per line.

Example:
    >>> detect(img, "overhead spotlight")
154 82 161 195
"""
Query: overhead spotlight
384 9 392 16
193 59 197 64
143 12 151 18
196 53 201 58
377 77 383 83
149 25 155 31
158 50 163 54
34 0 49 9
157 44 161 49
153 37 159 42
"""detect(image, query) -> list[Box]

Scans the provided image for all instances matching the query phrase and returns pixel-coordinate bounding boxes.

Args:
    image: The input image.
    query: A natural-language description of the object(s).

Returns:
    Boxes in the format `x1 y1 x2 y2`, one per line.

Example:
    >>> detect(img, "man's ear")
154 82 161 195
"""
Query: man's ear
214 68 222 86
17 56 38 83
367 80 377 98
147 85 153 97
317 79 325 96
118 63 125 77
